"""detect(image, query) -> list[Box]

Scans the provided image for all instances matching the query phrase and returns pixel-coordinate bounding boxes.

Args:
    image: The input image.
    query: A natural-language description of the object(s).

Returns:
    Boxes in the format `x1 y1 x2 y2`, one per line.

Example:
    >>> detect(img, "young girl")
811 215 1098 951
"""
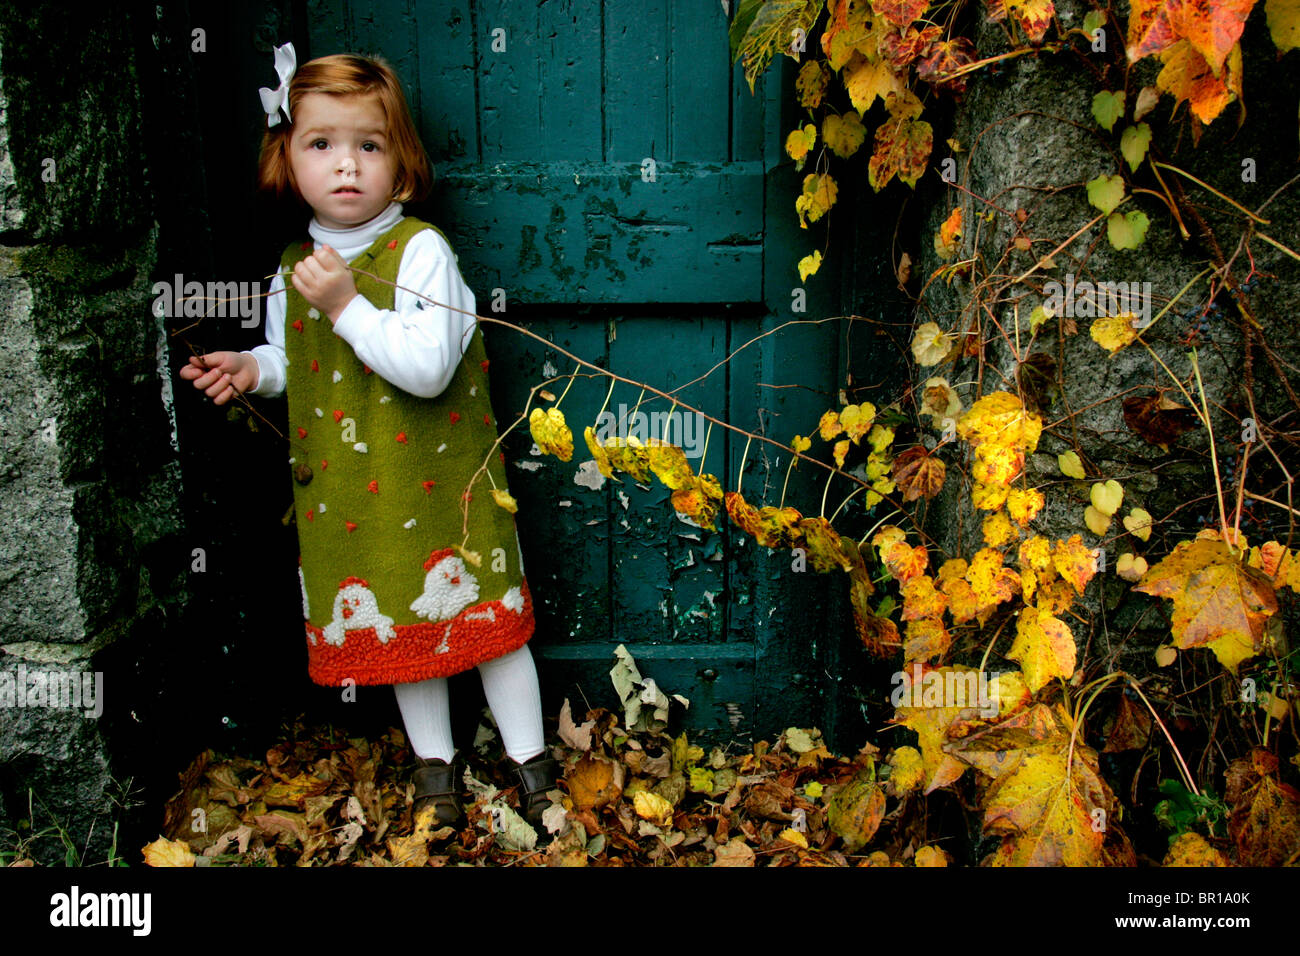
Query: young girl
179 44 556 829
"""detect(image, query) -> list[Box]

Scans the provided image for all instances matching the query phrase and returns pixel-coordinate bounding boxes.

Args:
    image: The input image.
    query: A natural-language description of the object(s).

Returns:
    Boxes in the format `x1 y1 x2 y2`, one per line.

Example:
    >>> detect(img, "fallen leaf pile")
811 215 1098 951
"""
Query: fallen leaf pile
142 706 968 867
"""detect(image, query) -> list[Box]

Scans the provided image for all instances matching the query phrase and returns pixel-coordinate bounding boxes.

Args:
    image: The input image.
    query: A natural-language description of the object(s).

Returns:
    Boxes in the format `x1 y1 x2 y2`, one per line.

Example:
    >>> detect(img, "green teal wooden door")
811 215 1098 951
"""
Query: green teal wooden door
305 0 852 742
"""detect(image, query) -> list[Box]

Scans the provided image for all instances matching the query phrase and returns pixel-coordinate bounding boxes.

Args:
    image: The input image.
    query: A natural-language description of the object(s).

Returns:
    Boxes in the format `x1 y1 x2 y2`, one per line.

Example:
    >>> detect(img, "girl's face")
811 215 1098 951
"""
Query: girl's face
287 92 396 230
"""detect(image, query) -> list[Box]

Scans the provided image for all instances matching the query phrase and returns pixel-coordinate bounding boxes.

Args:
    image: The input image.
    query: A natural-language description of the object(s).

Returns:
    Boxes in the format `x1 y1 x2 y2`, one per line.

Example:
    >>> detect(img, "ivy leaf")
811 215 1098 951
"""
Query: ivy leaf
1090 479 1124 517
911 321 955 365
732 0 828 93
1126 0 1258 74
1268 0 1300 50
1156 38 1243 126
795 59 831 108
798 250 823 281
1052 534 1098 594
915 37 978 94
795 172 839 227
871 0 930 26
1091 90 1126 131
987 0 1057 43
1086 173 1126 215
934 207 963 260
785 123 818 163
1120 123 1153 170
1082 8 1107 36
869 91 933 190
1058 451 1086 479
982 749 1110 865
1122 392 1199 448
843 50 906 113
1107 209 1150 249
823 110 867 158
528 406 574 461
1135 537 1278 671
1008 604 1077 692
892 446 948 500
1090 313 1140 353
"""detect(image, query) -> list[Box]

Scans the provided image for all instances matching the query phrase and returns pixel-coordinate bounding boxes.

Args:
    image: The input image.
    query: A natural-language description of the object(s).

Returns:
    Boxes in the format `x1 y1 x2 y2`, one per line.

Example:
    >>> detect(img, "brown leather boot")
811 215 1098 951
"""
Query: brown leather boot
412 757 464 827
514 754 559 830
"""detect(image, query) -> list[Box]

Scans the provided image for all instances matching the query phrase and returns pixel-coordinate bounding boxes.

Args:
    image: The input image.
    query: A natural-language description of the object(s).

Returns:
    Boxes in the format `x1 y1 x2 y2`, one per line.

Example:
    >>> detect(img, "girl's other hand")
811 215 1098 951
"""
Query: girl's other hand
291 244 358 323
179 351 259 405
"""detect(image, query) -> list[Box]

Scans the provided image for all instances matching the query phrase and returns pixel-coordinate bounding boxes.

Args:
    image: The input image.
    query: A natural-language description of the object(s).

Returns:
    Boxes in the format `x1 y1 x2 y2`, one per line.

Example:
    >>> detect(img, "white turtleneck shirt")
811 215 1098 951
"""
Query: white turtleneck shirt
246 201 478 400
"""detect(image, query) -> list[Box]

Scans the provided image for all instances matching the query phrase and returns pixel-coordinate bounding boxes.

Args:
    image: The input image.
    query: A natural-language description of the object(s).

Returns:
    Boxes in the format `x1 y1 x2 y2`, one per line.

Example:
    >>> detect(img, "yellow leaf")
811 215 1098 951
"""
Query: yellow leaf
1090 479 1124 516
646 439 694 490
1053 534 1098 593
1123 507 1153 541
888 746 926 794
914 845 950 866
633 790 674 827
1268 0 1300 51
911 321 955 366
490 489 518 514
528 406 573 461
1007 487 1045 526
1058 450 1086 479
818 410 843 441
1134 537 1278 672
1008 605 1077 693
785 123 817 162
823 110 867 158
798 250 823 282
583 426 619 480
1084 505 1112 536
779 828 810 848
142 836 196 867
1155 645 1178 666
842 50 906 114
983 511 1018 548
1163 831 1232 866
1117 552 1148 582
1091 313 1139 354
795 173 839 228
792 434 812 455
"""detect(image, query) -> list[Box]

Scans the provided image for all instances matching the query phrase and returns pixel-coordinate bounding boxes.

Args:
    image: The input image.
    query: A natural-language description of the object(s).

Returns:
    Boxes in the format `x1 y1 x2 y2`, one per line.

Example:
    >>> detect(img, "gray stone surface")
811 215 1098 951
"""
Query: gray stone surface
0 4 184 865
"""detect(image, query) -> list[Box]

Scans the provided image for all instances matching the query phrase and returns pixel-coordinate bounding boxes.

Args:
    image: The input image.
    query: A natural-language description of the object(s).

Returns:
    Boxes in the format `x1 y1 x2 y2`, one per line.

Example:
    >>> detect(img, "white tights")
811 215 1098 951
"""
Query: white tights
392 645 544 765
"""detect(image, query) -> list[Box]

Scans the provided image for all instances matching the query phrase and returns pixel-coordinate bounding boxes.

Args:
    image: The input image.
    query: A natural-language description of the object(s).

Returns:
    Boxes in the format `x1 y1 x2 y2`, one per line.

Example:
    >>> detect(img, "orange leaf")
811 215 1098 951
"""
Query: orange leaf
869 92 933 190
1008 604 1077 692
1156 38 1243 126
872 0 930 27
1134 537 1277 670
902 574 948 620
892 447 948 501
1052 534 1098 594
1127 0 1257 73
886 540 930 582
904 616 952 663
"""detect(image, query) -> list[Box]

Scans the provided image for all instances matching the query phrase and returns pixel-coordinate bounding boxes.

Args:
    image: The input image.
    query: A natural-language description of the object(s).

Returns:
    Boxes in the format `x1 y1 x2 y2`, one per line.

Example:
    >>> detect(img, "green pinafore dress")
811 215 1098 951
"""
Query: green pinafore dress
280 215 534 686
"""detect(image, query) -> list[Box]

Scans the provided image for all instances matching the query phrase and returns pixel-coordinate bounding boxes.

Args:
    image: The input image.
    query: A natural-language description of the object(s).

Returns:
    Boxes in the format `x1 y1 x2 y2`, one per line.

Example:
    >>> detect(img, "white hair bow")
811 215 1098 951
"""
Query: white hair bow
258 42 297 128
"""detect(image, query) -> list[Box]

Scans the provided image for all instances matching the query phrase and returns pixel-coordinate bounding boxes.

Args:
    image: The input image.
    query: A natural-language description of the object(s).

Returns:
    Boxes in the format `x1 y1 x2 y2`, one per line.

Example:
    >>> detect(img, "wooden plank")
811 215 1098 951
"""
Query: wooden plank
434 162 765 303
671 0 733 161
484 312 613 647
414 0 477 162
604 0 669 161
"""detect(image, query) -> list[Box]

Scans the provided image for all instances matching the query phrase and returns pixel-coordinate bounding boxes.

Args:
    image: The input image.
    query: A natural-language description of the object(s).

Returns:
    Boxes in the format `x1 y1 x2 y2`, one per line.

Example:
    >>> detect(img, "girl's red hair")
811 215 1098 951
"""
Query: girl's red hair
257 53 432 206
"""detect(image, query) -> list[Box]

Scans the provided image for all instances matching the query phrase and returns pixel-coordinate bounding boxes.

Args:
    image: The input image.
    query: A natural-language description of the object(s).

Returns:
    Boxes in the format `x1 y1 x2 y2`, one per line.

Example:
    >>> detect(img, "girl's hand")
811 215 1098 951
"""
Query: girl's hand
291 244 358 323
179 351 259 405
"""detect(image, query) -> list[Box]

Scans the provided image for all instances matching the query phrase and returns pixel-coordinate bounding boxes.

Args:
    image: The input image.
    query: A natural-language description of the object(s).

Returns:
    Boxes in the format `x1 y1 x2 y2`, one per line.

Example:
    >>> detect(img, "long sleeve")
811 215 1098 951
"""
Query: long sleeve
245 270 289 398
330 229 478 399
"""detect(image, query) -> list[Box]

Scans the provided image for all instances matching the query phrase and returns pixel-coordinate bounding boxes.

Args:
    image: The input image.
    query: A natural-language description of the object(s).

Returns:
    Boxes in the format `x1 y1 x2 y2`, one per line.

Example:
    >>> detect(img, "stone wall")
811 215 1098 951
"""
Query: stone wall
0 2 186 864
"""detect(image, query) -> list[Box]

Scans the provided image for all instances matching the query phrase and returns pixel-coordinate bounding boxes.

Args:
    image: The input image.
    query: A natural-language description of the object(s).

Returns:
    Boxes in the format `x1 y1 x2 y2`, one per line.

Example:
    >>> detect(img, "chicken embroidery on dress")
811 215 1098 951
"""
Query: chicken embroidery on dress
322 577 396 647
409 548 480 622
